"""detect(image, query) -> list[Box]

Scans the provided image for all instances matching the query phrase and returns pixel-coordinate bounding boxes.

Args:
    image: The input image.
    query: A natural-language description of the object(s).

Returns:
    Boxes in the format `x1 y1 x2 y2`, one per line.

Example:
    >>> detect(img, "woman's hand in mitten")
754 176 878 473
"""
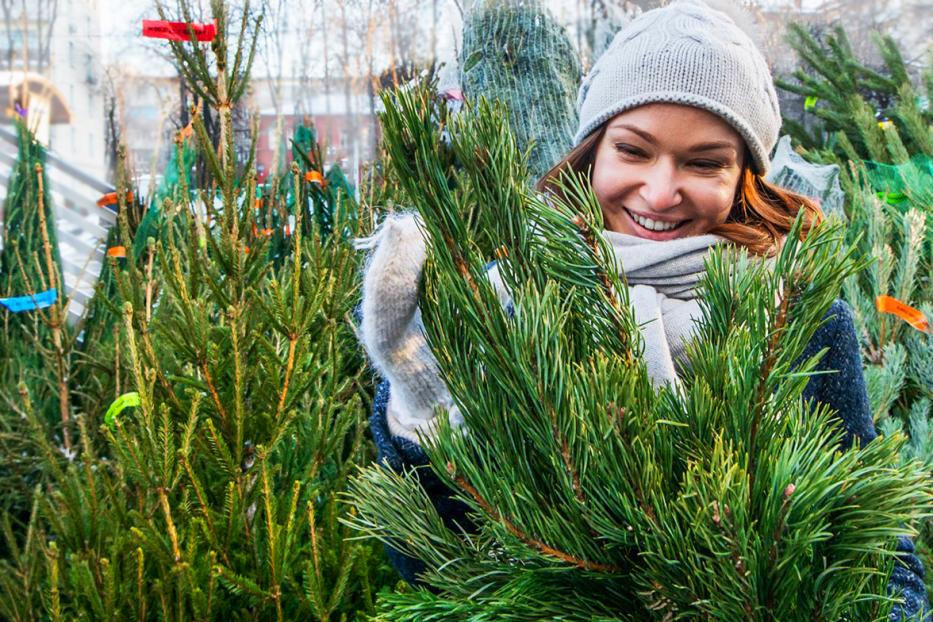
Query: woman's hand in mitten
359 212 459 442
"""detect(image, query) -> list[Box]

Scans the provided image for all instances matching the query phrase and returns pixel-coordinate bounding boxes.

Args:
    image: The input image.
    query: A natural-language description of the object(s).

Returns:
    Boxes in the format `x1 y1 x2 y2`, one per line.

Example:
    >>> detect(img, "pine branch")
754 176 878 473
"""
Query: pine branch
446 462 622 573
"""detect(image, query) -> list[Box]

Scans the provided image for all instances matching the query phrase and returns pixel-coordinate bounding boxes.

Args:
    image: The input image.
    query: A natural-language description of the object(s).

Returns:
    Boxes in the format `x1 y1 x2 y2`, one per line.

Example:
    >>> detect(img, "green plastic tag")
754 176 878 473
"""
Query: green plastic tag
876 191 907 205
804 95 818 110
105 392 141 429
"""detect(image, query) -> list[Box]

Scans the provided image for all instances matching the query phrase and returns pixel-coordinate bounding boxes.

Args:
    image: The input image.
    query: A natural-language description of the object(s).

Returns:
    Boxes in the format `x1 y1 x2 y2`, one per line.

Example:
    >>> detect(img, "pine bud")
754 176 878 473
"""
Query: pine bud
784 483 796 499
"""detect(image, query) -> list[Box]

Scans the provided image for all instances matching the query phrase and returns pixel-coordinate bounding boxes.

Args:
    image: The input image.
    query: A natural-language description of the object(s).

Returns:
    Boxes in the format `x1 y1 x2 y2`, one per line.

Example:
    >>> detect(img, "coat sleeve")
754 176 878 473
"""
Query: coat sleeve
362 262 506 584
801 300 930 622
369 377 473 585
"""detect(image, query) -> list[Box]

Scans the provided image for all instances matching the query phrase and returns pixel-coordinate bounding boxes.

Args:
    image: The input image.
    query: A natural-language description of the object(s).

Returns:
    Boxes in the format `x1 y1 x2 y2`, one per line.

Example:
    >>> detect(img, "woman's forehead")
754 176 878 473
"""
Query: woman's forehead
605 103 743 147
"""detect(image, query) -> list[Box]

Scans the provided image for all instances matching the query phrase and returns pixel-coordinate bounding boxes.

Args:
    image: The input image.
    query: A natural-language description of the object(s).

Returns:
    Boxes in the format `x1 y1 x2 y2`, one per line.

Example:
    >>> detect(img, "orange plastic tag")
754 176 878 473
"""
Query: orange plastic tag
97 191 134 207
876 295 930 333
106 246 127 258
304 170 324 185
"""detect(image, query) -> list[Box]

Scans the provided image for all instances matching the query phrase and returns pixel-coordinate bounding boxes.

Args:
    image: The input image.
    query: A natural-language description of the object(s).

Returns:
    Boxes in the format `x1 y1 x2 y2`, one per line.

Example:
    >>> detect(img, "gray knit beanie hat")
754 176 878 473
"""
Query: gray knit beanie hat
574 0 780 174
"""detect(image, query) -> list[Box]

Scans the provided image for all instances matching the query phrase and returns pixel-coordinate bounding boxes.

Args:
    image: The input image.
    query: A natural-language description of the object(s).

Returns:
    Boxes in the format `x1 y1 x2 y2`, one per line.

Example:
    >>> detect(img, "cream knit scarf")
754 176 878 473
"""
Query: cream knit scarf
489 231 724 389
602 230 724 387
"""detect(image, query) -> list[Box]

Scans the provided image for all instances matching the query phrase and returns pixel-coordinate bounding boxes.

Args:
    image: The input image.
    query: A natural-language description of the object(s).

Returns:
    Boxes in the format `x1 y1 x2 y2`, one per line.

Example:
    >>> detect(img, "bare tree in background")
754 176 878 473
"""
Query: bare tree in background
102 65 123 182
0 0 58 71
259 0 289 118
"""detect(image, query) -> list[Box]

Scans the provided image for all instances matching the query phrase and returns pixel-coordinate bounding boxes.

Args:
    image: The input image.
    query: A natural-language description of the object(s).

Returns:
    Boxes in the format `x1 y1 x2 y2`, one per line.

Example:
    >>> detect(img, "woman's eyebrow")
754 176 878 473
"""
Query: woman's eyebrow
608 124 738 154
688 141 738 153
609 123 656 143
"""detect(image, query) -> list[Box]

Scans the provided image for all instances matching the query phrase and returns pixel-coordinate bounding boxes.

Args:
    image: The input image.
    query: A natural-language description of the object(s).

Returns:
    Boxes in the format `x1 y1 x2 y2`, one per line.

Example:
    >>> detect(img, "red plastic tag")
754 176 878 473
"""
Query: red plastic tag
97 191 134 207
142 19 217 42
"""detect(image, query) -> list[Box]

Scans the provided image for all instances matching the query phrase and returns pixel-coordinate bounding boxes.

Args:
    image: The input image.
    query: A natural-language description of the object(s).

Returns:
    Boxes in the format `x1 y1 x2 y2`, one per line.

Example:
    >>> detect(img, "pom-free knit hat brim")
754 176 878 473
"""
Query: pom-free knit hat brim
574 0 780 174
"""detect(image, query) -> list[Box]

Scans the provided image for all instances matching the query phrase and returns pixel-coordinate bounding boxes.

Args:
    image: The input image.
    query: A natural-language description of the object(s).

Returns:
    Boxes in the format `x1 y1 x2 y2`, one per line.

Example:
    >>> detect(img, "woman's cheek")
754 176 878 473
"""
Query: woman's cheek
700 182 739 225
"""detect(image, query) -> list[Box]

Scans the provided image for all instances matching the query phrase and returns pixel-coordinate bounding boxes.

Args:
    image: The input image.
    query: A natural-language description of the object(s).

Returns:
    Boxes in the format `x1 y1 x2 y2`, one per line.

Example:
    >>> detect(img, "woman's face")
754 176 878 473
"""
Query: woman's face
591 103 745 240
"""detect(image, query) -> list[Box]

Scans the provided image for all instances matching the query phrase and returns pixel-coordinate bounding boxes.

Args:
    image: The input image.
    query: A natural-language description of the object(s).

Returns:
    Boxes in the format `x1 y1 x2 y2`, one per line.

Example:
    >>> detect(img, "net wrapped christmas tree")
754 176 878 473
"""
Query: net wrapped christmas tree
347 82 932 621
459 0 581 181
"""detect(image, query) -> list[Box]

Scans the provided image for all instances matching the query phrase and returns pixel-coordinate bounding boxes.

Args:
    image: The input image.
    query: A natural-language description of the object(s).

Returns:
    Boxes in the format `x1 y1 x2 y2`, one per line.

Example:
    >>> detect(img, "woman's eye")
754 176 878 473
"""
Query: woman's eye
691 160 725 170
614 143 645 157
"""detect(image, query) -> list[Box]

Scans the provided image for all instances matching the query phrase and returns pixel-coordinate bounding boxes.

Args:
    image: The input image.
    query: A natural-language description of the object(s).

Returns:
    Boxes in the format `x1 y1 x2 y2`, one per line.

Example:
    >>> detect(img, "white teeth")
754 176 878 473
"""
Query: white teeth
627 209 682 232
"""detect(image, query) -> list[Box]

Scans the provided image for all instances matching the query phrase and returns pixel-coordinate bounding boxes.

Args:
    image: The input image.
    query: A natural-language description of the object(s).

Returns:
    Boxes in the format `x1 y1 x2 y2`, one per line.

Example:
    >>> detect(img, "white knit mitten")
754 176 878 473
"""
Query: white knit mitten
359 213 462 443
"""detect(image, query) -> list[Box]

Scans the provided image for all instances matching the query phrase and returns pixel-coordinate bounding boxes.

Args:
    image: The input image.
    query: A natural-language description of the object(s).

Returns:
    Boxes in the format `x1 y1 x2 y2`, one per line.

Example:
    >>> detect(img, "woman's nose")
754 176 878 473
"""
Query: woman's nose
637 161 683 211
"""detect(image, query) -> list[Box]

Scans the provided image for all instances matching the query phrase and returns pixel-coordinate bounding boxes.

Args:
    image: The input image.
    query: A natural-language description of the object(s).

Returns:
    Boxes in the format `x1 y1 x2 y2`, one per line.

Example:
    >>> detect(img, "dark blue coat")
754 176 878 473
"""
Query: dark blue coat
367 299 930 621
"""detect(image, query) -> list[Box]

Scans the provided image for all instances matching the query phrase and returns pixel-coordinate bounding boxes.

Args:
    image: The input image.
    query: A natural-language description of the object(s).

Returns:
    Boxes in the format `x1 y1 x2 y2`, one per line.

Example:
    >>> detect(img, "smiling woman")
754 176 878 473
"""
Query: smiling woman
538 102 823 255
589 104 743 240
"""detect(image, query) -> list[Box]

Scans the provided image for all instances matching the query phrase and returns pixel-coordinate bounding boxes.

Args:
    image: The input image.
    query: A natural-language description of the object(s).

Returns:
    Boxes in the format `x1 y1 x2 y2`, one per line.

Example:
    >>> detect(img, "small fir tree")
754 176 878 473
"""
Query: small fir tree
0 120 75 518
778 24 933 585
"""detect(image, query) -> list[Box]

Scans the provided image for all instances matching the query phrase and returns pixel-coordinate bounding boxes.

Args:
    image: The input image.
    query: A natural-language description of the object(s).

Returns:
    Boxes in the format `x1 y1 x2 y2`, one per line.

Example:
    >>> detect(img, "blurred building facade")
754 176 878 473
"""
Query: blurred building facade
0 0 106 179
115 72 378 187
249 76 376 183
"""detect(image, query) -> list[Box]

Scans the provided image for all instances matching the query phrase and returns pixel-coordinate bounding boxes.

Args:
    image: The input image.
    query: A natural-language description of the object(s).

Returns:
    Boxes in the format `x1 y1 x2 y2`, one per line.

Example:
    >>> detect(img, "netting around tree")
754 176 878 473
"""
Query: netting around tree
767 135 846 217
460 0 581 182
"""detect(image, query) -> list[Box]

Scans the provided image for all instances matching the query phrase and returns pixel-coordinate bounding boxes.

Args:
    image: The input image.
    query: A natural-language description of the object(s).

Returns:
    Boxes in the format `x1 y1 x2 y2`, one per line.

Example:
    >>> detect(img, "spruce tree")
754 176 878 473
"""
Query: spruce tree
73 137 191 421
347 82 932 621
0 120 74 516
778 24 933 585
459 0 581 181
775 24 932 166
0 1 394 618
0 120 65 379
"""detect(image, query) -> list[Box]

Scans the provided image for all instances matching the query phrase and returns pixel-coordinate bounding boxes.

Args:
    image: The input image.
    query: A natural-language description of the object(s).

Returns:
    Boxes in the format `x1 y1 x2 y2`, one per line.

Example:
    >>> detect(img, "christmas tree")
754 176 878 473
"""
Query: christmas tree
0 120 74 517
460 0 581 181
777 23 933 587
347 82 932 620
0 2 394 618
775 24 932 167
72 137 189 422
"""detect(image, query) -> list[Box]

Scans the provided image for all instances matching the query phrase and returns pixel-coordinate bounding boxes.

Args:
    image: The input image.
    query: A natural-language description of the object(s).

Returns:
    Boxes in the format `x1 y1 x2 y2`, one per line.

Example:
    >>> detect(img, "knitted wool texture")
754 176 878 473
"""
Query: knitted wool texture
359 214 460 443
574 0 781 174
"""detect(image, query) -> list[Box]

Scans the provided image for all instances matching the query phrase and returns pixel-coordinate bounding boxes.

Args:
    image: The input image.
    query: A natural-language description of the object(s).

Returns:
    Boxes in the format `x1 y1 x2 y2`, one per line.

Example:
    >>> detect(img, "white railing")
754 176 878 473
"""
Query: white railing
0 125 116 324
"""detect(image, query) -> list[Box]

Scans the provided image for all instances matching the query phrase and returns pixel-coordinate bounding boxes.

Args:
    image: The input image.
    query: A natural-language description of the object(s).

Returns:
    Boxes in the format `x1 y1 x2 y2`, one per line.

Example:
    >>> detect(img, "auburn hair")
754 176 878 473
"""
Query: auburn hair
536 124 824 257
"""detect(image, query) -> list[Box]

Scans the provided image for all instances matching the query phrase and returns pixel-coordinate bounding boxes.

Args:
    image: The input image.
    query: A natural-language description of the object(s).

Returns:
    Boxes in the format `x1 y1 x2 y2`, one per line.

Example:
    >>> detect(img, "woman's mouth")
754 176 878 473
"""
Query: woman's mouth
623 208 689 240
